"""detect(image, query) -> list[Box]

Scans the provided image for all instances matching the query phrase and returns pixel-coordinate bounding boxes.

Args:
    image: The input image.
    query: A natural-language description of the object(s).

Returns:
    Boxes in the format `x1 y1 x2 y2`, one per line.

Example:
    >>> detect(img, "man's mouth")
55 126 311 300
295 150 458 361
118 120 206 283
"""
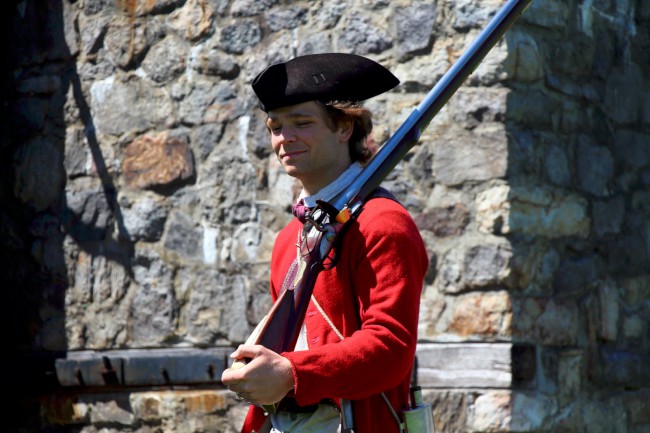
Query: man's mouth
281 150 306 160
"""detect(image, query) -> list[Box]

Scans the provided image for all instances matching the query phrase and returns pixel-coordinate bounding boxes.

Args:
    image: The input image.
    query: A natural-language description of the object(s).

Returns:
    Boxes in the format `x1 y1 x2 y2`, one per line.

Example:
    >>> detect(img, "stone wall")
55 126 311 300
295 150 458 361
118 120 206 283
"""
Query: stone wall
1 0 649 432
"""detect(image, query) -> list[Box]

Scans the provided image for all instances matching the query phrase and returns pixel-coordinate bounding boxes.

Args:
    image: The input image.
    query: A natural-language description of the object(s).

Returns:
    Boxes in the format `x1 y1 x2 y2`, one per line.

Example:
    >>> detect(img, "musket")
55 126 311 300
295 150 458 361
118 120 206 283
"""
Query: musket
231 0 532 423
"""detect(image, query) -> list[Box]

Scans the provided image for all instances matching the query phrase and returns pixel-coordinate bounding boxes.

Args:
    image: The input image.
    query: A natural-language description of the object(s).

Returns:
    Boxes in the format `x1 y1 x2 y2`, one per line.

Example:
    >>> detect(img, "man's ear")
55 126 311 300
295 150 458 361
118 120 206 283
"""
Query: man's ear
338 120 353 142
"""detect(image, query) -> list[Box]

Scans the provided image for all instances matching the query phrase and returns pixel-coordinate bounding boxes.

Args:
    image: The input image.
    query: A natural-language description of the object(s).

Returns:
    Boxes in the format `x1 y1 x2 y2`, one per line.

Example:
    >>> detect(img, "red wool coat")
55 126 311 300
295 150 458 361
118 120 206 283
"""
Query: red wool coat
241 195 428 433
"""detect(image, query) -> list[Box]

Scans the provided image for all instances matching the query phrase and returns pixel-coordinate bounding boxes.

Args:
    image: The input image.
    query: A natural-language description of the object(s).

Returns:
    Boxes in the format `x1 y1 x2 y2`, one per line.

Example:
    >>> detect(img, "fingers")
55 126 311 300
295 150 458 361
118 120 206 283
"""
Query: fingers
235 392 253 404
221 345 294 406
228 344 244 359
221 365 243 386
230 344 259 361
221 344 258 385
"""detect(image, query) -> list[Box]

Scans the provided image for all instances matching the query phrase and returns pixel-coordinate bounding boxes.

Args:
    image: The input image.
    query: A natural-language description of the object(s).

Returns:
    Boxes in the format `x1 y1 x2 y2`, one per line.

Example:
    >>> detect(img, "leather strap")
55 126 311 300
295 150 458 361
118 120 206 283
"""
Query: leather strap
276 397 336 414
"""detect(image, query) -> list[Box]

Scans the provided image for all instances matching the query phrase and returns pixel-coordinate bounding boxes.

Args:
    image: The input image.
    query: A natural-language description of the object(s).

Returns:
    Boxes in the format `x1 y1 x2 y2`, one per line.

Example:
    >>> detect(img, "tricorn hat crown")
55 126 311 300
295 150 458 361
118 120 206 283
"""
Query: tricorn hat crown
251 53 400 111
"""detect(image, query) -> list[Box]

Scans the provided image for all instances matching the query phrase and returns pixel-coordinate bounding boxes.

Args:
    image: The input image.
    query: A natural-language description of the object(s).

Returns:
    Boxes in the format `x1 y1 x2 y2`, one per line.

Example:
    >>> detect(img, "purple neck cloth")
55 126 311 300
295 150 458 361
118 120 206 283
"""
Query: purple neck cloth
292 199 310 223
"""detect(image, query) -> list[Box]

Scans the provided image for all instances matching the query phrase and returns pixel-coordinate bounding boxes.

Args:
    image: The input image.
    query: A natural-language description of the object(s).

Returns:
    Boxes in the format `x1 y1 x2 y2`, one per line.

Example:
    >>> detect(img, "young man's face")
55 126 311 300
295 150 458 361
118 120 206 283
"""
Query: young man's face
266 101 352 195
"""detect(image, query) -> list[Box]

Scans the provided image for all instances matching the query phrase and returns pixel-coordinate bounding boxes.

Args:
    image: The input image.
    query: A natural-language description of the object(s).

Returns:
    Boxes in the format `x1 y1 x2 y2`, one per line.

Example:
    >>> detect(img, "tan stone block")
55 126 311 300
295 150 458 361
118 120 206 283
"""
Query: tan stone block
88 399 134 425
131 393 162 420
122 132 194 190
448 291 512 337
182 390 230 414
468 390 511 432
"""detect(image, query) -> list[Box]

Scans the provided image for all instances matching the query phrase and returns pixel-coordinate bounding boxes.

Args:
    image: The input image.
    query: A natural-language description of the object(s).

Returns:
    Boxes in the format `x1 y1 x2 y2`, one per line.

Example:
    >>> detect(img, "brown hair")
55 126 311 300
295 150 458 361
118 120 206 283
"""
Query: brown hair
322 101 374 164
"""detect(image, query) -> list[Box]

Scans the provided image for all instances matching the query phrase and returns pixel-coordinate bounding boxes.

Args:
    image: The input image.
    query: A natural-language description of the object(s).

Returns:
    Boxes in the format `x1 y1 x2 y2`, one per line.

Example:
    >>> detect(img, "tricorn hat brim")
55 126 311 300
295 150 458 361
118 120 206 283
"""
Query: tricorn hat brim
251 53 399 112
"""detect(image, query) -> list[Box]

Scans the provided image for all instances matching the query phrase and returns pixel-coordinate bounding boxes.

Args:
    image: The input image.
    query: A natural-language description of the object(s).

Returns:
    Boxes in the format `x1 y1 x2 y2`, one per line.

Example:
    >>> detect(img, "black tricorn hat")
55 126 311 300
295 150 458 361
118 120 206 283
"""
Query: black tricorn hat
251 53 400 112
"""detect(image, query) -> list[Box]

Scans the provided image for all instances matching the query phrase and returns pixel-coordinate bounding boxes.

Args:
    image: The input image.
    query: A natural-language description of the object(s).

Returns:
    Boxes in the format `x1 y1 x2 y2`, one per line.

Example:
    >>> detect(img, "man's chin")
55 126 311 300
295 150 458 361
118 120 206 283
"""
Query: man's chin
283 167 304 179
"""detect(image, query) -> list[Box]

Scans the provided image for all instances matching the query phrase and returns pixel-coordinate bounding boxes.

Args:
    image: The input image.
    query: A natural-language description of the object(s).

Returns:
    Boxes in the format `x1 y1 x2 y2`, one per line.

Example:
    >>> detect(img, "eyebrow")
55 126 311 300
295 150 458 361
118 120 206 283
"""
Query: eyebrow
266 111 319 125
268 111 317 120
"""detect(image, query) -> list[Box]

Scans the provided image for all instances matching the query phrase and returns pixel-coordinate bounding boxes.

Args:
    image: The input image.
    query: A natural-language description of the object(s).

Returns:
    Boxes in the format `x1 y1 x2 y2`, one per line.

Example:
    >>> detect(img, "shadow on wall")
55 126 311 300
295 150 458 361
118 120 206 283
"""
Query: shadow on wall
0 1 132 429
497 3 650 430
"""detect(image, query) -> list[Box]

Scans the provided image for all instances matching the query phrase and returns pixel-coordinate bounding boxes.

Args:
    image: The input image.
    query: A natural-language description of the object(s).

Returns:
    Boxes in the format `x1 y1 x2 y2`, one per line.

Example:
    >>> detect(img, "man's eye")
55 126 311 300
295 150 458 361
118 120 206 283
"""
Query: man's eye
296 121 312 127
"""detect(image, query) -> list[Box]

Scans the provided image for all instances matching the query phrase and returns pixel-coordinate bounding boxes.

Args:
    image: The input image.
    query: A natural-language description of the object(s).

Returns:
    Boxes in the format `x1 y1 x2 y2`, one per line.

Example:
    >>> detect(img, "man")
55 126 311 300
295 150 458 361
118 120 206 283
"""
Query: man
221 53 429 433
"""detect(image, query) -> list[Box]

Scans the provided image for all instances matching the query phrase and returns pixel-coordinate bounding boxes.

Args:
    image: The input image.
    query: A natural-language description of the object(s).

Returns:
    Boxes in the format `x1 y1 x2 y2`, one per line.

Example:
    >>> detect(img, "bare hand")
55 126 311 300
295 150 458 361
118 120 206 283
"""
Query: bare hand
221 344 295 405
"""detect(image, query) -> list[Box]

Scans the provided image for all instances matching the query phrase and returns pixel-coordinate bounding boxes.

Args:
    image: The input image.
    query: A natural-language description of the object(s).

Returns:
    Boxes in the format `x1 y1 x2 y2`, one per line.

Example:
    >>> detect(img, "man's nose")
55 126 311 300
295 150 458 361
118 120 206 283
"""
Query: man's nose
279 127 297 143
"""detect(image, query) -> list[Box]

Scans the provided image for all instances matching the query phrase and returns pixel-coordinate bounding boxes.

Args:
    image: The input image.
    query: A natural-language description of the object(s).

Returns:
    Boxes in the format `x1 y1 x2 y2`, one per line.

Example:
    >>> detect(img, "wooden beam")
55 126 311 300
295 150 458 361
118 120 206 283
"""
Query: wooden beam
415 343 516 388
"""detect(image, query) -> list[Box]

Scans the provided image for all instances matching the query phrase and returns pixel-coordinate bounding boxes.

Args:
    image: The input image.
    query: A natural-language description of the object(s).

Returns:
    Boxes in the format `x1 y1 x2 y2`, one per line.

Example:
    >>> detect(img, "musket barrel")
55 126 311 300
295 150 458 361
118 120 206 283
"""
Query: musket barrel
331 0 532 212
